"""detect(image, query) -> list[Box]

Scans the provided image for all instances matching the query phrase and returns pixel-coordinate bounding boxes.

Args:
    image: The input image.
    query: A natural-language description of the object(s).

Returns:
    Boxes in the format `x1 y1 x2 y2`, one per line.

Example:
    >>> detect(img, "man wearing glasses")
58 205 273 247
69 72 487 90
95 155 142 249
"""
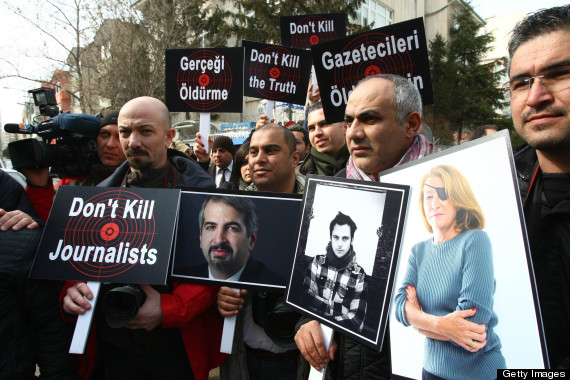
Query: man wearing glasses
504 5 570 369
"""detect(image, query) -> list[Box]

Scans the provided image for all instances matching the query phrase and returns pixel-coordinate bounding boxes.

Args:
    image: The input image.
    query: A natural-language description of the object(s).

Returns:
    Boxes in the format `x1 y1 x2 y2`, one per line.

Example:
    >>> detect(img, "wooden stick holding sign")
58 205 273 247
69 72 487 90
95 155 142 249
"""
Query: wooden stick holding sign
220 287 240 354
200 112 210 153
69 281 101 354
308 324 334 380
265 100 275 122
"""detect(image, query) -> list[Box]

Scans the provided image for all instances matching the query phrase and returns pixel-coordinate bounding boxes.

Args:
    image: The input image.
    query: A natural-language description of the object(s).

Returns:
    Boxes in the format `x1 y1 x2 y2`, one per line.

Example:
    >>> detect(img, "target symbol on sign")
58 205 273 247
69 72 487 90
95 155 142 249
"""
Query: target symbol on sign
365 65 381 77
100 222 120 241
199 74 211 87
309 35 320 45
270 67 281 79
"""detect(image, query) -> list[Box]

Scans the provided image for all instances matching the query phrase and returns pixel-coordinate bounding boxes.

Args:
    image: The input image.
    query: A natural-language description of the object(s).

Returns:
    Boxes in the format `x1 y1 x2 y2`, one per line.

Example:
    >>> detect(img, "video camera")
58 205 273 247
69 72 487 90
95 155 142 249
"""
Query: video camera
4 87 101 177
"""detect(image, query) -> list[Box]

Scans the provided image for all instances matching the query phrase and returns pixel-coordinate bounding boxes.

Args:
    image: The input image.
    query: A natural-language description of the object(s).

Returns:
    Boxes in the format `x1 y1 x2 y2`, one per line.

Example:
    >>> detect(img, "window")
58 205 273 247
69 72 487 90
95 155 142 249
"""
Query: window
353 0 392 28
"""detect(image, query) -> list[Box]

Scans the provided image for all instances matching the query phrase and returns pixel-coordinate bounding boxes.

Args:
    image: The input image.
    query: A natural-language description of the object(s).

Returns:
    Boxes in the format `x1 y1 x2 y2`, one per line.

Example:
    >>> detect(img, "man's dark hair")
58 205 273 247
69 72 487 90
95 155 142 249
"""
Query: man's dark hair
198 195 258 235
307 101 324 116
508 6 570 74
256 124 296 154
234 140 250 171
329 211 357 239
469 125 498 141
287 124 310 146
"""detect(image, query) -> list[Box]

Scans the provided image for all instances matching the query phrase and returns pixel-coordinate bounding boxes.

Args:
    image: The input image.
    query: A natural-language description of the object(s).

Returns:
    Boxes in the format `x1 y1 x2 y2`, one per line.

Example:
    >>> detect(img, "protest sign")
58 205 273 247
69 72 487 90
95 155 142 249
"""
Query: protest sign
280 13 346 49
172 190 302 291
243 40 312 105
165 48 243 112
311 17 433 123
381 132 547 377
30 186 180 285
286 175 409 350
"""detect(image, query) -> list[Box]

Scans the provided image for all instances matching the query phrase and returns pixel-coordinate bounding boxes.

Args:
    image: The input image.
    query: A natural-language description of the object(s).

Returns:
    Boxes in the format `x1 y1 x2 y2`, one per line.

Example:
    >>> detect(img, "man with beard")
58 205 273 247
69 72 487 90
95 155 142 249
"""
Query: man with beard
61 96 224 380
304 212 367 332
181 195 283 286
506 5 570 369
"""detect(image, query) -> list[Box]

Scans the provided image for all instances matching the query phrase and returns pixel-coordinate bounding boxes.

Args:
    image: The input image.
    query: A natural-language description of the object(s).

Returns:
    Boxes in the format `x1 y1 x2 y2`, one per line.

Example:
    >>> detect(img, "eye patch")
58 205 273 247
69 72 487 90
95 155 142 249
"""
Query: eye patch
424 183 448 201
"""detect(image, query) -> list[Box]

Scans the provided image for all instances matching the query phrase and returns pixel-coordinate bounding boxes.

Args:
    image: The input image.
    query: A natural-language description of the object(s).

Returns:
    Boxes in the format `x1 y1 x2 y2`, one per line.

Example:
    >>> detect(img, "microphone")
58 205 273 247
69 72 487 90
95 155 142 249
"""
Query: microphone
4 123 37 134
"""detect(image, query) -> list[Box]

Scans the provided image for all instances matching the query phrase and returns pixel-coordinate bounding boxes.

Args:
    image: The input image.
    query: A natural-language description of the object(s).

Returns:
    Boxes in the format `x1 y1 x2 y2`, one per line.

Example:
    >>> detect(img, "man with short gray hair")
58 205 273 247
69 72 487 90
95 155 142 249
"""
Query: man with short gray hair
295 74 430 379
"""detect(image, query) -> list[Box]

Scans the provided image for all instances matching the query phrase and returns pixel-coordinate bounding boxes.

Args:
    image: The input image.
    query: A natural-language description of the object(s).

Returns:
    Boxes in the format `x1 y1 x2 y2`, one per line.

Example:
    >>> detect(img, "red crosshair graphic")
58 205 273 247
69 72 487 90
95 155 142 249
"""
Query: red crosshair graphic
269 67 281 79
309 35 320 45
100 222 120 241
198 73 211 87
365 65 382 77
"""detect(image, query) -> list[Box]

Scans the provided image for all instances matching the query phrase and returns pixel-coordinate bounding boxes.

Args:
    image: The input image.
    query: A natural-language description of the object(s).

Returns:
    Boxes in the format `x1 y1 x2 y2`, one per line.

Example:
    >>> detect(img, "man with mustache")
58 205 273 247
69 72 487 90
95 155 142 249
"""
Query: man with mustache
506 6 570 369
61 96 223 380
181 195 283 286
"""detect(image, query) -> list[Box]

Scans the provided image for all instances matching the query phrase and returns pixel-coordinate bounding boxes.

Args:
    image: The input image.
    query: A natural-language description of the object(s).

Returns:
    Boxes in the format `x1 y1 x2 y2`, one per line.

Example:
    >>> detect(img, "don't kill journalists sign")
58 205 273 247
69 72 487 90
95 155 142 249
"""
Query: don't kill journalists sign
165 47 244 113
30 186 181 285
312 17 433 123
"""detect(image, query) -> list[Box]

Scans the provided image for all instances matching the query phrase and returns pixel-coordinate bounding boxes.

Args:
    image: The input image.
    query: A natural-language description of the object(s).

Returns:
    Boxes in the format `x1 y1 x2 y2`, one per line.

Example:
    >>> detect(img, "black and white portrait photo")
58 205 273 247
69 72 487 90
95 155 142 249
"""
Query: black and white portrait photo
171 190 302 290
286 175 409 349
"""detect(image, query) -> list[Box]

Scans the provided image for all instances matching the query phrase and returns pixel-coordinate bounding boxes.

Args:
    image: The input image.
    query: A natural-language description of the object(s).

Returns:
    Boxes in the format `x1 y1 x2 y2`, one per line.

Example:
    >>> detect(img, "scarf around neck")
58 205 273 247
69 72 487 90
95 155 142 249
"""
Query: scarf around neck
310 145 350 176
346 133 430 181
325 241 355 269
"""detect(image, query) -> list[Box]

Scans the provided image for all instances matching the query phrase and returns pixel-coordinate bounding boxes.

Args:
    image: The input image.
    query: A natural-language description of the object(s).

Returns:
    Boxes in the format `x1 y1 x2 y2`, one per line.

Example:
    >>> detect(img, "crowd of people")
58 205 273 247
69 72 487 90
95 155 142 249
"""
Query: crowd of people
0 5 568 379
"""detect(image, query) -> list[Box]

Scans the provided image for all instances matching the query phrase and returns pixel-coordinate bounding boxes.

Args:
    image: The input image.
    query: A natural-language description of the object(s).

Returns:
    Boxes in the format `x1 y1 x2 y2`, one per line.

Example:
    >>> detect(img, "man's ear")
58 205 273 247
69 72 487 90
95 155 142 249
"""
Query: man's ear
249 231 258 251
403 112 422 139
291 150 300 167
165 128 176 148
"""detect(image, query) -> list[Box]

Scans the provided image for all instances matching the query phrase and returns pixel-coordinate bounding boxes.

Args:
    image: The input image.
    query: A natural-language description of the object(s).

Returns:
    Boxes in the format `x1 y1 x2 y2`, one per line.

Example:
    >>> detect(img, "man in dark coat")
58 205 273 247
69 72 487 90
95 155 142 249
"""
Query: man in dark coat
506 6 570 369
295 74 430 380
195 135 240 188
61 96 225 380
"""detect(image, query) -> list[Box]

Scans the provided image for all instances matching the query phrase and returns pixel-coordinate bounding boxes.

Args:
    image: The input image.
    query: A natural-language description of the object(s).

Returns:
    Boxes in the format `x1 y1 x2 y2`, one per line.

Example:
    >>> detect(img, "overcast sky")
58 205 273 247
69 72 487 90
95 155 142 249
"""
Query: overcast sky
0 0 565 125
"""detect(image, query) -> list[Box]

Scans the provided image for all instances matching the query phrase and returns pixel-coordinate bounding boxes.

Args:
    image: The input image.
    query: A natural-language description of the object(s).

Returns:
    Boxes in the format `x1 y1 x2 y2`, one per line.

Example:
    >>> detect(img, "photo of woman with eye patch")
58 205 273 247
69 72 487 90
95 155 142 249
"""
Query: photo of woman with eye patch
393 165 505 380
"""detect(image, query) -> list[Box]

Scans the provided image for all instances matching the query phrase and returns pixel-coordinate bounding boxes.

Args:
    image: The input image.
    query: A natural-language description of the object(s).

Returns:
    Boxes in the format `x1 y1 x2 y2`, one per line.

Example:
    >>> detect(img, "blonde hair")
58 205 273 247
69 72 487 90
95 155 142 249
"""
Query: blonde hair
419 165 485 233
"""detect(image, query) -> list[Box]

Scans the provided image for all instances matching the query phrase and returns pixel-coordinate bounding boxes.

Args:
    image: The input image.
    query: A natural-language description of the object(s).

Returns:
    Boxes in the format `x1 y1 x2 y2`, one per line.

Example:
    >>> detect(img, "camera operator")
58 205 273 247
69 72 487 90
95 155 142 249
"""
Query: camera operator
62 96 224 380
23 111 126 221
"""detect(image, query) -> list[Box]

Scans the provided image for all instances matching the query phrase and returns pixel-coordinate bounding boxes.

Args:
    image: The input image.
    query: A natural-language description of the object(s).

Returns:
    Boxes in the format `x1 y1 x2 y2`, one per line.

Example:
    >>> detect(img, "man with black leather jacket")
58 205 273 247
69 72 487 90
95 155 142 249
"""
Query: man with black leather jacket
506 6 570 369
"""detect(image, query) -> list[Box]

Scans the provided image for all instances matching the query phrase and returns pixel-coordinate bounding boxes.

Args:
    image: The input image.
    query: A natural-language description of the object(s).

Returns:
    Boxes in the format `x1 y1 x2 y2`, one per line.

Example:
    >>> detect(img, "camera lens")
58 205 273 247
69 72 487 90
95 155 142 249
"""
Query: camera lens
103 284 146 328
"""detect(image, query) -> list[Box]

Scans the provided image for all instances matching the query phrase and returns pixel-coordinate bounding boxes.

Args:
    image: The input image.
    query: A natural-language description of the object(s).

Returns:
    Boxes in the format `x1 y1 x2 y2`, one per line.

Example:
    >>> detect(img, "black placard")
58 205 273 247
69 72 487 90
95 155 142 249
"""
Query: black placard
30 186 180 285
243 40 312 105
165 48 243 113
171 190 302 291
280 13 346 49
311 18 433 123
